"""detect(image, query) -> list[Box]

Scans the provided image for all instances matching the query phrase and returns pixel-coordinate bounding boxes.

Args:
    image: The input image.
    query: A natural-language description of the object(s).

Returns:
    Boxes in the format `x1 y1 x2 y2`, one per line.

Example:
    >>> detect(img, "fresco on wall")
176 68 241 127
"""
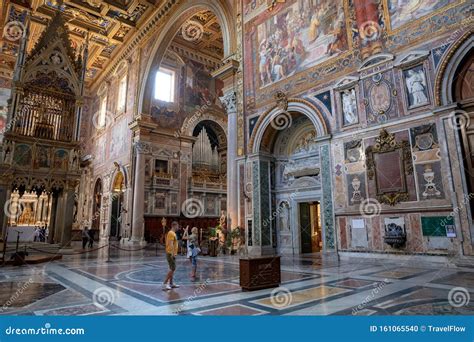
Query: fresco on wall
53 149 69 170
184 60 222 108
110 119 128 159
14 144 31 167
387 0 453 30
255 0 348 87
35 146 50 169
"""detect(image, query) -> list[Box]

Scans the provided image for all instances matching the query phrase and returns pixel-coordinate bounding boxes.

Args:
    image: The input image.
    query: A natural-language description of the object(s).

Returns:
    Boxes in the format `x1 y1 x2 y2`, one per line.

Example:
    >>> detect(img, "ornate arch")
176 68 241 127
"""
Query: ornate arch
434 29 474 106
138 0 236 115
180 109 228 139
249 98 330 154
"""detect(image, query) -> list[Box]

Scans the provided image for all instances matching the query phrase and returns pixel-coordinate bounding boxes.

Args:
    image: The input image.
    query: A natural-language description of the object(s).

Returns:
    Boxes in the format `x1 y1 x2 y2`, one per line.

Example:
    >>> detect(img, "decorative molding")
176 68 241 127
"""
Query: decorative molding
220 91 237 113
358 53 395 71
395 50 430 68
334 76 359 90
274 91 289 112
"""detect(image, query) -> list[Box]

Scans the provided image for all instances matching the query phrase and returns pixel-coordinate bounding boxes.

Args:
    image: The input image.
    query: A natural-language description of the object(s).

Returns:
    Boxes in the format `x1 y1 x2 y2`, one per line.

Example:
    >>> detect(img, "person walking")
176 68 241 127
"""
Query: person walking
183 226 200 281
82 228 90 249
162 221 180 291
88 228 95 248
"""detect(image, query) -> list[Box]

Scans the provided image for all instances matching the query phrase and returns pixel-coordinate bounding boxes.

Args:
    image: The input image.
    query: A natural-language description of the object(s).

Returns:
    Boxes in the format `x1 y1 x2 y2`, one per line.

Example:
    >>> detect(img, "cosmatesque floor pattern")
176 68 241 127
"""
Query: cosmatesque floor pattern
1 244 473 316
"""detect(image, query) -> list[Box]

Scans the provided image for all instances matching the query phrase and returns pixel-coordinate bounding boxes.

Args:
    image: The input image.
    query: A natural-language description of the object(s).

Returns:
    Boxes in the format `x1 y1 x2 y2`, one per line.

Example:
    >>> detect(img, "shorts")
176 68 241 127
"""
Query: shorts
190 255 197 267
166 253 176 271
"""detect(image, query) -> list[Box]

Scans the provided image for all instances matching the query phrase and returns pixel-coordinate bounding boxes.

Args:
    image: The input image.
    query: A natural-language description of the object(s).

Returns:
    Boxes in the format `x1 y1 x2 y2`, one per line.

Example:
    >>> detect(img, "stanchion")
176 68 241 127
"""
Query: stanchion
106 240 111 263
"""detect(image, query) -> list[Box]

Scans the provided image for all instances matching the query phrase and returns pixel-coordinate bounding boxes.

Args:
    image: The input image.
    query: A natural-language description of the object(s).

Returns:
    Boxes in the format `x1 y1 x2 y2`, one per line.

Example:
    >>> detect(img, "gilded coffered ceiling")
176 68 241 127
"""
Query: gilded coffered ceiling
174 10 224 59
0 0 161 84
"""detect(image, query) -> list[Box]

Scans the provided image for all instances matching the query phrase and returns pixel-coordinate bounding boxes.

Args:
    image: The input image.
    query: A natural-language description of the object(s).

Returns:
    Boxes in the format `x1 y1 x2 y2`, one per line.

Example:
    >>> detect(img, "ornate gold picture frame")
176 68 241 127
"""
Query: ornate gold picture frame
366 129 413 206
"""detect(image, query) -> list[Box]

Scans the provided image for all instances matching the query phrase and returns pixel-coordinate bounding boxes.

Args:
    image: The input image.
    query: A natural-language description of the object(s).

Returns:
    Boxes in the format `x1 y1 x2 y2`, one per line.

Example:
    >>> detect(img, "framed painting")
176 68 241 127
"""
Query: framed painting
366 129 413 205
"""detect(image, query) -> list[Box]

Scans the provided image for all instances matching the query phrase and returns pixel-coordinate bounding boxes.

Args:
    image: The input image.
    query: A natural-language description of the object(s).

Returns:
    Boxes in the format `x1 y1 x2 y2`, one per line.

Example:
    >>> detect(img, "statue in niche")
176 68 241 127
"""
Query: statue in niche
422 164 441 198
405 68 428 107
342 89 358 125
220 210 226 229
279 202 289 231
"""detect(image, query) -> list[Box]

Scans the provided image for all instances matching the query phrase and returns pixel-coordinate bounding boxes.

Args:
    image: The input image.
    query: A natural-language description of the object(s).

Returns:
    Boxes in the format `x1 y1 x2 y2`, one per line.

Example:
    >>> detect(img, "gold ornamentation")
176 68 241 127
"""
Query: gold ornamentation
274 90 288 111
377 193 409 206
366 128 413 206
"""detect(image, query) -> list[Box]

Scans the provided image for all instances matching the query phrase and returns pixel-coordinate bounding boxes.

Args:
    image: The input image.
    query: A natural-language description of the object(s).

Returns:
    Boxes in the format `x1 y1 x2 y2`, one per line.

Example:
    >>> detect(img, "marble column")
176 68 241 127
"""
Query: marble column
131 142 148 245
248 155 277 256
220 91 239 229
59 188 76 251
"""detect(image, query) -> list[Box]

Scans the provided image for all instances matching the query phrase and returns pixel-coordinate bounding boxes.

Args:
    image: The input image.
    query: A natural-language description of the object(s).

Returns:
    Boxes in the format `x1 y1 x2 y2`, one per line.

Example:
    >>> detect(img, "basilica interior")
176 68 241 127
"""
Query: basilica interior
0 0 473 316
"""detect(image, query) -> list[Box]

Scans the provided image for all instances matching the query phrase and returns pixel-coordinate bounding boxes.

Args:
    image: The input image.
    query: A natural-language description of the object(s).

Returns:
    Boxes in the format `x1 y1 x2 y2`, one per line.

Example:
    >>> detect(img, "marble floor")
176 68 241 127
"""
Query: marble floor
0 244 473 316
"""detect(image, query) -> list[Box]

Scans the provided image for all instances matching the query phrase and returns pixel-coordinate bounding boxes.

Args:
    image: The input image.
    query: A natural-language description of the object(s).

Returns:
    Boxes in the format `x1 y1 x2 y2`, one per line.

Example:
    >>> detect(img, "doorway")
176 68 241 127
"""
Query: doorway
299 202 322 254
110 172 125 240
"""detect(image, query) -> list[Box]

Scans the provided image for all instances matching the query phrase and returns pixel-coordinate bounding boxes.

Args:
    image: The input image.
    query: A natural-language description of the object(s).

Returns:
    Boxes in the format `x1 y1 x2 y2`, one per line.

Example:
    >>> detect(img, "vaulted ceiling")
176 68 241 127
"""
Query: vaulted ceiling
174 10 224 60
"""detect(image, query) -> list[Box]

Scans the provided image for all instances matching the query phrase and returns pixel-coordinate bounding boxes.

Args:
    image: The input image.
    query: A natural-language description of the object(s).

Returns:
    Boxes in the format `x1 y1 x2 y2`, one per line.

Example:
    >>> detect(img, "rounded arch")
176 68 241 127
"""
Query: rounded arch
250 99 330 154
138 0 236 115
434 30 474 106
180 109 228 139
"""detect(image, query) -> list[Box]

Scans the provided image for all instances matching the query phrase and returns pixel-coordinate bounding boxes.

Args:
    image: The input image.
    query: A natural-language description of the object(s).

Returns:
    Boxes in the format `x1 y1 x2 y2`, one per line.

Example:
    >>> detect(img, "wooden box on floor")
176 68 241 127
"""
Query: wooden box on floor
239 256 281 291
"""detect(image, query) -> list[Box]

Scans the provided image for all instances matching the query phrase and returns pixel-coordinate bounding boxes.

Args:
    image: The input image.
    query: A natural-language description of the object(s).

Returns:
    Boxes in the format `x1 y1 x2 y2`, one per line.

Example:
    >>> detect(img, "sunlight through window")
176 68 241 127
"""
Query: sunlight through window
154 68 175 102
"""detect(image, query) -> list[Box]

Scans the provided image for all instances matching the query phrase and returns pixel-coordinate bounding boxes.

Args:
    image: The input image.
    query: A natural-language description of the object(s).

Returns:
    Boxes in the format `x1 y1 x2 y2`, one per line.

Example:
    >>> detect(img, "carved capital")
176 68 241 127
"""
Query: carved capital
134 141 150 154
220 91 237 113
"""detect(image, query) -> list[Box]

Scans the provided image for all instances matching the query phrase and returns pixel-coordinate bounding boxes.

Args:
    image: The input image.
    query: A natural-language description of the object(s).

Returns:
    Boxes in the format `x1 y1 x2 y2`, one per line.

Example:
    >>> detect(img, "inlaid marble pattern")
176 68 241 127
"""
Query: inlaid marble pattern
0 244 473 316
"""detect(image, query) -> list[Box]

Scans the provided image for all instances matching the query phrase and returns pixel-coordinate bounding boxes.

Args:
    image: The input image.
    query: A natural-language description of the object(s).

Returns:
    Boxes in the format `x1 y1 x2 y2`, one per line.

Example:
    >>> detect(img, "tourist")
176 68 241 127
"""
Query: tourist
176 226 183 256
88 228 94 248
183 226 200 281
82 227 90 249
34 226 40 242
162 221 180 291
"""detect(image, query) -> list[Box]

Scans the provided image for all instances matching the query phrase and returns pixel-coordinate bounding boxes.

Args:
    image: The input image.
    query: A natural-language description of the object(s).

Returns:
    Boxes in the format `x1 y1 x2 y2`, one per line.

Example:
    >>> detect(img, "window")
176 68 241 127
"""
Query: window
154 68 175 102
117 75 127 111
98 96 107 128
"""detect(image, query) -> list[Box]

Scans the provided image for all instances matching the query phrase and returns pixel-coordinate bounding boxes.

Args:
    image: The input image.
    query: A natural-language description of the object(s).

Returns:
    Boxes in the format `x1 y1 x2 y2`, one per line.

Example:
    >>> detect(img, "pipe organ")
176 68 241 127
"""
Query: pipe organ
192 127 219 172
